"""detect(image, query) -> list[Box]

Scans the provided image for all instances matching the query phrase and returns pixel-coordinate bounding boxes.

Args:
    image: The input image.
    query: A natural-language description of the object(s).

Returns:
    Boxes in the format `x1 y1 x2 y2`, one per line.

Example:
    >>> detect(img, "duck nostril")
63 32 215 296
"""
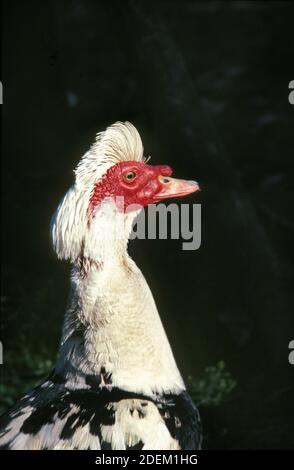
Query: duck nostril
162 178 170 184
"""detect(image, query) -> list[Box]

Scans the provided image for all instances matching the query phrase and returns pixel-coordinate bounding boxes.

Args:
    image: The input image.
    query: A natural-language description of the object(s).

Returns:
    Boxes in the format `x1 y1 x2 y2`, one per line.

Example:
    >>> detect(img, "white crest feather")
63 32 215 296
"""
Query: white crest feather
51 121 144 261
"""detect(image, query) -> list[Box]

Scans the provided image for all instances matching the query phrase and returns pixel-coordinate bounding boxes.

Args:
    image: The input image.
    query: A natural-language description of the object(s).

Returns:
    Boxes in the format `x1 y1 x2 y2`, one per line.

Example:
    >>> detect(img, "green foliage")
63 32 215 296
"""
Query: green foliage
0 345 56 415
188 361 237 407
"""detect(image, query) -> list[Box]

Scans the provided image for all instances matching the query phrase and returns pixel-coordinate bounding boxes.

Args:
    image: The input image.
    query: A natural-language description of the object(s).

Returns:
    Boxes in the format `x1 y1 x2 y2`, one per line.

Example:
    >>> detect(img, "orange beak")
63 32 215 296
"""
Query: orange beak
152 176 200 202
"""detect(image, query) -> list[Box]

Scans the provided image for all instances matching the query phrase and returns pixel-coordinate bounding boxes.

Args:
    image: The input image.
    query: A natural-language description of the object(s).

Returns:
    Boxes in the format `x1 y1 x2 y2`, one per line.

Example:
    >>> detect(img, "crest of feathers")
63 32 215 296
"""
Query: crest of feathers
75 121 144 188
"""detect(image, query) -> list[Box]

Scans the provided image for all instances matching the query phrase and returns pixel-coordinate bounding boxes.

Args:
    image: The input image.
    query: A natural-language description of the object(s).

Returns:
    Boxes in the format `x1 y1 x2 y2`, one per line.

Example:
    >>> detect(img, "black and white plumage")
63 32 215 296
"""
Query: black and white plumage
0 122 202 450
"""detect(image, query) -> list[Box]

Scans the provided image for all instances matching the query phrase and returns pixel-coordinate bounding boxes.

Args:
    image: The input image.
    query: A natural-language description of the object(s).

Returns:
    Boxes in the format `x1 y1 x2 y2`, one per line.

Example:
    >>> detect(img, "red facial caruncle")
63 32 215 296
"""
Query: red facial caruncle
88 161 199 217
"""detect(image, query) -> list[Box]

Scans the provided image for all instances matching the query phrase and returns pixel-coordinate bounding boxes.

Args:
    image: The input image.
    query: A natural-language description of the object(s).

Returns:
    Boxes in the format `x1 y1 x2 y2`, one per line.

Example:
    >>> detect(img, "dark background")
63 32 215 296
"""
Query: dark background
1 0 294 449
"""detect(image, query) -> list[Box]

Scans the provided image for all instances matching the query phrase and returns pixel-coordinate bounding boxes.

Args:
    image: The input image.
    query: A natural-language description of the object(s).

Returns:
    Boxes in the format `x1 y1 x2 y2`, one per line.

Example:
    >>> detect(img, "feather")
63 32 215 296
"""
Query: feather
0 121 202 450
0 373 201 450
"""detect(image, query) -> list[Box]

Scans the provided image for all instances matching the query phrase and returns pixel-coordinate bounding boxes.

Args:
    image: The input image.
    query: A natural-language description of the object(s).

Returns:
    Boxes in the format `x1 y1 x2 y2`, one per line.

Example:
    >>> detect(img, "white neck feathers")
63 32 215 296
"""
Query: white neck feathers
52 122 185 396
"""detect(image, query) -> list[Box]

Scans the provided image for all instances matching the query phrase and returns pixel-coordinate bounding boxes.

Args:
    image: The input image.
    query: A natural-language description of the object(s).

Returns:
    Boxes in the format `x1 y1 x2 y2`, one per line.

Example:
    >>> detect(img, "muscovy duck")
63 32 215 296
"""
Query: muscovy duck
0 122 202 450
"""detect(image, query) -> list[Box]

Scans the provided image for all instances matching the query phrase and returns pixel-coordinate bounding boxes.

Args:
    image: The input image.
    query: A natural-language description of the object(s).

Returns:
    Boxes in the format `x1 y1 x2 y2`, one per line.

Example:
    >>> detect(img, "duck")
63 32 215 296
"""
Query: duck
0 121 202 450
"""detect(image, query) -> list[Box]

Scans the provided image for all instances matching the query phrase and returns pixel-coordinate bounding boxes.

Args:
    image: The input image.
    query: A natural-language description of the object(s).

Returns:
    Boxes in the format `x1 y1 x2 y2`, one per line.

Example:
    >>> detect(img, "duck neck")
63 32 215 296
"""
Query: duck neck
55 199 184 396
82 198 137 267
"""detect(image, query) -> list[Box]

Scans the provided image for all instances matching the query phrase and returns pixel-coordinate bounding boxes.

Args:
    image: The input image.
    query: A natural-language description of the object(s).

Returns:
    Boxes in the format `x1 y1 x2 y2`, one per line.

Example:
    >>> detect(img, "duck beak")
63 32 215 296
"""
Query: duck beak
153 176 200 202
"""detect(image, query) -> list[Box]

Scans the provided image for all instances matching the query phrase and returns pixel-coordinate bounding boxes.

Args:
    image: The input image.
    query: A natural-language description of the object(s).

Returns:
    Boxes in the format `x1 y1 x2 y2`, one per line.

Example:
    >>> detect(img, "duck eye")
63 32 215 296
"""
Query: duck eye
124 171 136 182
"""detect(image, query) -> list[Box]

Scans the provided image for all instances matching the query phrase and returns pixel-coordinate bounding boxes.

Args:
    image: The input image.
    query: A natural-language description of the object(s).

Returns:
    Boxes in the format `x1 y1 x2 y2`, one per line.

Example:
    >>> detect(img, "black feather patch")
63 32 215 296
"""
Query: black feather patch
0 372 202 450
126 440 144 450
157 391 202 450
